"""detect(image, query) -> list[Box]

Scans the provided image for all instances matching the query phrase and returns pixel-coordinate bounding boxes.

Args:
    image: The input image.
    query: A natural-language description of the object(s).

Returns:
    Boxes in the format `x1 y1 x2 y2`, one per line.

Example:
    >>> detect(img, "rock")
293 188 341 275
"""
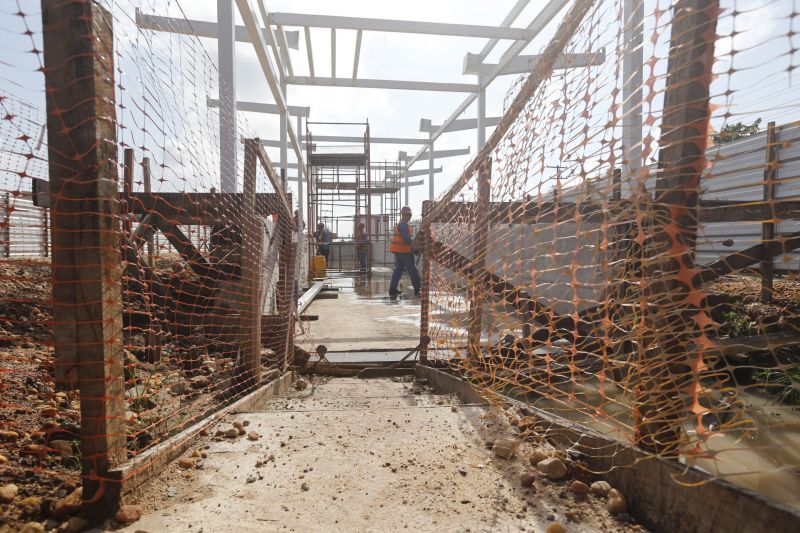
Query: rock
60 516 89 533
565 510 581 522
48 439 74 458
606 488 626 514
569 480 590 495
517 415 537 433
300 482 309 491
458 467 467 477
537 457 568 480
545 523 566 533
190 450 201 458
53 487 82 518
247 431 261 441
224 428 239 439
520 472 537 487
246 475 257 484
590 480 612 497
19 523 45 533
191 375 210 389
39 406 57 417
0 454 7 464
199 428 209 437
0 430 19 441
177 458 196 469
233 422 246 435
170 382 188 395
294 378 309 390
528 447 549 465
492 438 518 459
0 483 19 503
115 504 144 524
18 495 42 514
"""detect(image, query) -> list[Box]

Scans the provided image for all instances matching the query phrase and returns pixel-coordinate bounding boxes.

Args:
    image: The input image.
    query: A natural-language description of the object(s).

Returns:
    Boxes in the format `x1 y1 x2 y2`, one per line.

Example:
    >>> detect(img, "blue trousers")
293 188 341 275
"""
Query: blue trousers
357 248 367 272
390 252 420 293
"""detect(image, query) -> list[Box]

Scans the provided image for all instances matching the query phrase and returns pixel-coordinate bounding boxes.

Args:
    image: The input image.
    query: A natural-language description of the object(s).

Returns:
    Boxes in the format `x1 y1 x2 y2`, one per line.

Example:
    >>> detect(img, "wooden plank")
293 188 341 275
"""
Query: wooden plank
238 140 263 389
41 0 126 515
761 122 778 303
297 280 325 314
123 148 134 235
636 0 719 455
468 158 491 357
2 192 9 258
141 157 155 266
276 211 297 371
253 140 296 223
124 191 281 221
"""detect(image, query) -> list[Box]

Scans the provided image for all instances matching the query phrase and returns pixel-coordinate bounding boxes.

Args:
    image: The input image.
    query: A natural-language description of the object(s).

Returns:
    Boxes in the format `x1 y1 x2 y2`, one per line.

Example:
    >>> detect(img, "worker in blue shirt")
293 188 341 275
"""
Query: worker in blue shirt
314 223 331 261
388 206 420 297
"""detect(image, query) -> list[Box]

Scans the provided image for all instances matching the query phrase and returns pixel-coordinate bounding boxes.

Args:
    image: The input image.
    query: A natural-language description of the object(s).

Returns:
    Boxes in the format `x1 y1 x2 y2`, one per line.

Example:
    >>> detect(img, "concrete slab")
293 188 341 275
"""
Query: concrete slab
121 377 631 533
300 273 421 352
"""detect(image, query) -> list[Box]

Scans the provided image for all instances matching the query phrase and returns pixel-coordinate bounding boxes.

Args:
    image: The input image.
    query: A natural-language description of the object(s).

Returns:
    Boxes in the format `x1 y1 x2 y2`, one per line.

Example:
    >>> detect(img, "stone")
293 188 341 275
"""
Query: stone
177 458 196 469
517 415 537 433
191 375 210 389
18 523 45 533
0 483 19 503
115 504 144 524
247 431 261 441
300 482 309 491
458 467 467 477
520 472 537 487
294 378 309 390
590 480 612 497
53 487 82 518
0 430 19 441
60 516 89 533
18 495 42 514
224 428 239 439
545 523 566 533
569 480 590 495
565 510 581 522
0 454 7 464
606 488 626 514
39 406 57 418
537 457 568 480
199 428 209 437
528 447 549 466
48 439 74 458
492 438 518 459
233 422 246 436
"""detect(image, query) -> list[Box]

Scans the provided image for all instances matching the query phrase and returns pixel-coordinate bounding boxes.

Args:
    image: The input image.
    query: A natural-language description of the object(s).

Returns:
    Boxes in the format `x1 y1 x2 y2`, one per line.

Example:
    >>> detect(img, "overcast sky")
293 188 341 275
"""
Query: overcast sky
1 0 798 235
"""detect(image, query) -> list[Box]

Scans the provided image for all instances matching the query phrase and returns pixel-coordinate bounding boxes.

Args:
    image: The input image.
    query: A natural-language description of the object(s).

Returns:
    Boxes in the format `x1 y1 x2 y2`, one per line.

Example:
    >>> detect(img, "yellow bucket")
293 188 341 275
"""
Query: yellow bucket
310 255 327 279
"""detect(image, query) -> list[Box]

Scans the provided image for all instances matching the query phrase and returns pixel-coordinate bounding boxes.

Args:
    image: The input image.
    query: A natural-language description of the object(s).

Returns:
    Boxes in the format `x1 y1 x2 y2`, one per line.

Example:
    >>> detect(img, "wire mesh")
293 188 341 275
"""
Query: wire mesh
422 0 800 509
0 0 302 524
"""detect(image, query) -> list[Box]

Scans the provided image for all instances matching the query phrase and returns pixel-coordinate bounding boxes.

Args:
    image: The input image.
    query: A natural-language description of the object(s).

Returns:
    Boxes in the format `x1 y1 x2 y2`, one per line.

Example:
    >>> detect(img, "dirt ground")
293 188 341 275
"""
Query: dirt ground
119 376 644 533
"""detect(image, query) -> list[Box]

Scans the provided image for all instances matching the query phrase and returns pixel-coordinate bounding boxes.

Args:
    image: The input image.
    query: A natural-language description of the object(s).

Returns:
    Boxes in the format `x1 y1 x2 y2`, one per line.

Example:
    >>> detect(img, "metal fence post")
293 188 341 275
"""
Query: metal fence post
761 122 778 303
41 0 126 515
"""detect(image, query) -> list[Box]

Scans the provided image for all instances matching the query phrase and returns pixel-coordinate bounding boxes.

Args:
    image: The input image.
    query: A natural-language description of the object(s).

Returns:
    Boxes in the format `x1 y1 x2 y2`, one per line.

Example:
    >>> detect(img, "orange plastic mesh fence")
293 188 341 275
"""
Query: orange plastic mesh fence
421 0 800 508
0 0 303 519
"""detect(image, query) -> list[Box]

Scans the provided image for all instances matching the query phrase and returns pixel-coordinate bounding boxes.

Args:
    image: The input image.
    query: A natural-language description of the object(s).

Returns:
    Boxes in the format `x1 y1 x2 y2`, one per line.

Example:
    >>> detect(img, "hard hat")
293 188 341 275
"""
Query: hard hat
401 206 412 214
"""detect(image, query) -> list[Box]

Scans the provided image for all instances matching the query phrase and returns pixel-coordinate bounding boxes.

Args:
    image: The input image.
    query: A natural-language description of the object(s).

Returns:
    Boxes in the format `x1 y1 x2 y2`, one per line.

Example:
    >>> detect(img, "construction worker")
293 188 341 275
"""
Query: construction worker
389 206 420 297
355 222 368 274
314 222 331 261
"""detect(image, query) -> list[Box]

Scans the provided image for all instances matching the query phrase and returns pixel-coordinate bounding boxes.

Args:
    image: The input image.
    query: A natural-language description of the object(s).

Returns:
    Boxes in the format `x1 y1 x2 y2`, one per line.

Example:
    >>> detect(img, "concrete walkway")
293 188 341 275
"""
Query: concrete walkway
121 377 624 533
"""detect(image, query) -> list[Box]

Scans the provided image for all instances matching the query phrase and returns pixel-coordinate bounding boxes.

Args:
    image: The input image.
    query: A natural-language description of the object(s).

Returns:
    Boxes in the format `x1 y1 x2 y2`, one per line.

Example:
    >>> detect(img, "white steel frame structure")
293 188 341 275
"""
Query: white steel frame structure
136 0 641 226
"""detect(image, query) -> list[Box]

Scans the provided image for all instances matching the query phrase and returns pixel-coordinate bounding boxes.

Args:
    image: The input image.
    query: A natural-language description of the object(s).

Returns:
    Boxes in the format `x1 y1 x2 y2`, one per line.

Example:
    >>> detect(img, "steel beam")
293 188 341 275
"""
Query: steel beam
207 98 310 117
463 50 606 75
331 28 336 78
622 0 644 179
236 0 306 177
276 25 294 78
269 12 532 40
401 147 470 161
304 27 315 78
218 0 237 192
353 30 363 79
288 76 478 93
419 116 501 133
264 135 428 145
394 167 442 178
405 0 570 168
473 0 532 62
135 9 299 48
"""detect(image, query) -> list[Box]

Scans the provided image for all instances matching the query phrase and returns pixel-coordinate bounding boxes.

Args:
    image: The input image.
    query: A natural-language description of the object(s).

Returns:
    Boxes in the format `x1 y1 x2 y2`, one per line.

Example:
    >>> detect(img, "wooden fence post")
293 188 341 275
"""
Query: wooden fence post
468 157 491 357
2 192 10 258
41 0 126 515
141 157 155 265
277 169 296 370
637 0 719 455
239 140 262 388
419 201 432 363
761 122 778 304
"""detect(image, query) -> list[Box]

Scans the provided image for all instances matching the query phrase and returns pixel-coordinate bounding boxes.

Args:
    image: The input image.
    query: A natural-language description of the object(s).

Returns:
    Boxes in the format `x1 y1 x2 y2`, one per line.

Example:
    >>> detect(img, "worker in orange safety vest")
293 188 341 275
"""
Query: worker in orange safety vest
388 206 420 297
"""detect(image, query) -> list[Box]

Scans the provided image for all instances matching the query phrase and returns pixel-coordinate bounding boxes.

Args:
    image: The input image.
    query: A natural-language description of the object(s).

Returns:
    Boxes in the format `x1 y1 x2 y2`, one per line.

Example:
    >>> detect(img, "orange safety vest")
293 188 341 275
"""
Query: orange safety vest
389 223 413 254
